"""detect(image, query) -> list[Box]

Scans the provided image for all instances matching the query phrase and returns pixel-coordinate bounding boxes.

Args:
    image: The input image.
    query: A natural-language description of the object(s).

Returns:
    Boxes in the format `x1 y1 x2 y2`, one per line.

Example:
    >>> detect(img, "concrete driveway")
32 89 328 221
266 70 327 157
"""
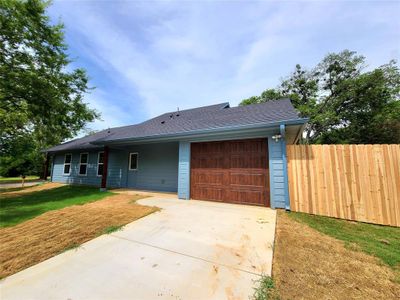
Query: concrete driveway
0 196 276 300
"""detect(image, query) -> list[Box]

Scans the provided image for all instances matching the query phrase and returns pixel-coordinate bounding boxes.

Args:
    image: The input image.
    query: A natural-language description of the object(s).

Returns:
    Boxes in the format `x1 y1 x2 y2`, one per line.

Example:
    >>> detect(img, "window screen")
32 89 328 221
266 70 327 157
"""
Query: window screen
129 153 138 170
97 152 104 176
63 154 72 175
79 153 88 175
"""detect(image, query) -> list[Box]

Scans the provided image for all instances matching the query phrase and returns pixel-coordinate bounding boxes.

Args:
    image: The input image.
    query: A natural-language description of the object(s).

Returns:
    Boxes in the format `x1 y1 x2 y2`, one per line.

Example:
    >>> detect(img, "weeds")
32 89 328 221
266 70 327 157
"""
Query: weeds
101 225 124 234
62 243 81 253
252 275 280 300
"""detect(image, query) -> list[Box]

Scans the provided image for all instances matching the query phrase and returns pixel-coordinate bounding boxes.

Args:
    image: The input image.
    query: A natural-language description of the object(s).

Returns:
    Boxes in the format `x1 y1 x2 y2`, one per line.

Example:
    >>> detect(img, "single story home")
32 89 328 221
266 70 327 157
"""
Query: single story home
46 99 308 209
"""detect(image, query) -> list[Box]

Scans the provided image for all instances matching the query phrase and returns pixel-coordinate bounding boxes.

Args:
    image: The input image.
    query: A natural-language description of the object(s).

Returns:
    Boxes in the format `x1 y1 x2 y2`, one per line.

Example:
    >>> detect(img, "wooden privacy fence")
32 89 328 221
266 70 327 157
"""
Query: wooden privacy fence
287 144 400 227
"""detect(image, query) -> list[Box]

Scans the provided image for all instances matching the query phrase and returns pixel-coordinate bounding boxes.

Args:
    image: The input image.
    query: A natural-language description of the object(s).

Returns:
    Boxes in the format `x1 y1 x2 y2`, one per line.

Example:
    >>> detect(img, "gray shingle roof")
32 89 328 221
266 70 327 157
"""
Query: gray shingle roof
46 99 305 152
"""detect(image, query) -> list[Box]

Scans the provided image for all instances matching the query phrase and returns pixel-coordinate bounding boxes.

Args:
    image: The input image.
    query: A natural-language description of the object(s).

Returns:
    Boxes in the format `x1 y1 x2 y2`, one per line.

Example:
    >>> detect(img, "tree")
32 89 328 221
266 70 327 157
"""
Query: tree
0 0 99 176
240 50 400 144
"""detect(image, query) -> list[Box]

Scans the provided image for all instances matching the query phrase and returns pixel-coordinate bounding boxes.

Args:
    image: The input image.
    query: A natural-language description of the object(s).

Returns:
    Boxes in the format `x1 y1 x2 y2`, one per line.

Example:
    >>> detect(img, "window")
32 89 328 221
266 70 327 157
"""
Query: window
129 153 138 170
63 154 72 175
97 151 104 176
79 153 89 176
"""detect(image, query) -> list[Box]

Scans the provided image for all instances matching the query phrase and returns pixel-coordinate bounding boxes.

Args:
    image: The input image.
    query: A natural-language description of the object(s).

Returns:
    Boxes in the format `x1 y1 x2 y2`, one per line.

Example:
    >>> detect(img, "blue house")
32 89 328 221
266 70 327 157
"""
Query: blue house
47 99 307 209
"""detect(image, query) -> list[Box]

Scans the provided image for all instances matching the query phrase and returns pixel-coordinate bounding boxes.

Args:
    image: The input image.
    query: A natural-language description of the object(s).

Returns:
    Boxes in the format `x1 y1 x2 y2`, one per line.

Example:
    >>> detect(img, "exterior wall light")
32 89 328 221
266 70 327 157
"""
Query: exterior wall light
272 134 282 142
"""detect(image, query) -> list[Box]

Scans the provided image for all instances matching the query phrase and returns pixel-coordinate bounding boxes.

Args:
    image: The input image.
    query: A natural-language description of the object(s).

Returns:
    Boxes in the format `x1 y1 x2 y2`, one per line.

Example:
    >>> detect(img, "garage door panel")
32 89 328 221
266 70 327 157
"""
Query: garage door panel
191 156 225 169
230 156 266 169
229 172 266 187
228 189 266 206
196 187 225 202
191 170 225 185
190 139 270 207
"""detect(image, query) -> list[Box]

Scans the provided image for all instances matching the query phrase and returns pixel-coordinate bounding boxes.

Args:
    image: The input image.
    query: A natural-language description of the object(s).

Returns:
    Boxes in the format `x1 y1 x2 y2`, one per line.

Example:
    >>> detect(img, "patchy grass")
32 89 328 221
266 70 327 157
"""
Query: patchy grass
0 176 40 183
0 193 158 278
0 184 113 227
101 225 124 234
252 275 280 300
273 211 400 299
0 186 31 193
0 182 58 195
62 243 81 253
287 212 400 269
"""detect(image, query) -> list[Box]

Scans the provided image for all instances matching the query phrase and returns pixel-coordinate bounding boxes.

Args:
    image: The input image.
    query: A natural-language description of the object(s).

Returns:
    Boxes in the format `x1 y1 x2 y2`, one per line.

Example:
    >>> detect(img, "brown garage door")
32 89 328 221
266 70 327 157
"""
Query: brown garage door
190 139 269 206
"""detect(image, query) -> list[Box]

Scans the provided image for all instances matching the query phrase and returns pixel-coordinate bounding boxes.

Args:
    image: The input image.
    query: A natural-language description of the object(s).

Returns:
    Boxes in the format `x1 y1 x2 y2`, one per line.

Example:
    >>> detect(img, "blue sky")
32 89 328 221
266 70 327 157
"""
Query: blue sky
48 0 400 132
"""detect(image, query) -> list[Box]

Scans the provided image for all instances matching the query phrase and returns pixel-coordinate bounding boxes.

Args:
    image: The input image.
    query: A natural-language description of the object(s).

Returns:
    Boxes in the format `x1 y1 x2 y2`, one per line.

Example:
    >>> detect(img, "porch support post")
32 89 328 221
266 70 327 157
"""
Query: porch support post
178 141 190 199
100 146 109 191
268 126 290 210
280 124 290 211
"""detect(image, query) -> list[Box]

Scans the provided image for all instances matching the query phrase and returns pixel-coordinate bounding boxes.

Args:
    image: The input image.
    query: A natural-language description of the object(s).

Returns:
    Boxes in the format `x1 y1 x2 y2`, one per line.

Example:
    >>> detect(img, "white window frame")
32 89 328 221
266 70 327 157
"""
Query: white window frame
129 152 138 171
97 151 104 177
63 153 72 176
78 152 89 176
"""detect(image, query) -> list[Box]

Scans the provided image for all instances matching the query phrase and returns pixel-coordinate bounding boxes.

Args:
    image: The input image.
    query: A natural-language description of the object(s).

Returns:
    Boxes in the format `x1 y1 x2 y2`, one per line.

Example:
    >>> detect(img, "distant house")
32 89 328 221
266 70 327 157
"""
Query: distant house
47 99 307 209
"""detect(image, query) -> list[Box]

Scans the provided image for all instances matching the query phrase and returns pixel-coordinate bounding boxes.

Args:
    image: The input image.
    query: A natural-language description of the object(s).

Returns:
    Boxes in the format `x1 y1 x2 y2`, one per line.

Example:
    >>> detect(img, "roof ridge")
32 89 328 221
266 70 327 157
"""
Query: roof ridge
46 98 306 152
162 102 230 114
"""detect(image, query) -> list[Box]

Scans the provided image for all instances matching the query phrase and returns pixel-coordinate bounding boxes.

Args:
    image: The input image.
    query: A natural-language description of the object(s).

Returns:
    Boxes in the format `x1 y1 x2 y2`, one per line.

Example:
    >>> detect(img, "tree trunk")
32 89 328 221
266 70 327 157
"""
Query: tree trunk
42 153 49 180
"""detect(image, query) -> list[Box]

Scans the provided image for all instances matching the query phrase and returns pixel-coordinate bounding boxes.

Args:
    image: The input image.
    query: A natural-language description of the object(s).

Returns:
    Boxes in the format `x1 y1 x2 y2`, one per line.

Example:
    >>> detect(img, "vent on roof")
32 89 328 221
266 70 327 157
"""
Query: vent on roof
161 121 165 124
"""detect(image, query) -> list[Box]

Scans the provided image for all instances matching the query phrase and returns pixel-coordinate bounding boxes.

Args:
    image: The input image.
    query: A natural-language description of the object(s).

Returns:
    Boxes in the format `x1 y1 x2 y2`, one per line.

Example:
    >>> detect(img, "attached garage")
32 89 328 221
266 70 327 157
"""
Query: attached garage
190 139 270 207
48 99 307 209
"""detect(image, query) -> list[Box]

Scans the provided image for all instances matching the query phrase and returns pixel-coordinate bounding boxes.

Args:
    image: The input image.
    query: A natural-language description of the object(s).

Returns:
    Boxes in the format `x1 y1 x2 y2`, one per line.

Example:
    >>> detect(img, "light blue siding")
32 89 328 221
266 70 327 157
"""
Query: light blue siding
52 151 102 186
125 142 178 192
51 149 127 188
107 149 128 188
177 141 191 199
268 136 289 209
51 127 292 209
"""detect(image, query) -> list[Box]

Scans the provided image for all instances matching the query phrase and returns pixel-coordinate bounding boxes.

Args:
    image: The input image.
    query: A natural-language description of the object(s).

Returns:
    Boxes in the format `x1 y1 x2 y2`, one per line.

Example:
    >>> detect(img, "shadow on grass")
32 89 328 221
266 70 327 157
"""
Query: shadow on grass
0 185 113 227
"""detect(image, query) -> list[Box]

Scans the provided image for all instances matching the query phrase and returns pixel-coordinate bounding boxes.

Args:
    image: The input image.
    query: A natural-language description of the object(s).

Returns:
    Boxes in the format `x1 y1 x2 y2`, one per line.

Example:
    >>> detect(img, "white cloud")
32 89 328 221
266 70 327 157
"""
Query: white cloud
49 0 400 126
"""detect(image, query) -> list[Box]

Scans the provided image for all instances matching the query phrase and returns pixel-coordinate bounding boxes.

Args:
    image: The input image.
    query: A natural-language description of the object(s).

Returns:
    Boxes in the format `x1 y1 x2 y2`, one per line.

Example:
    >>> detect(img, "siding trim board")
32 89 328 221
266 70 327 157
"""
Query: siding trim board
268 135 288 209
280 124 290 210
178 141 191 199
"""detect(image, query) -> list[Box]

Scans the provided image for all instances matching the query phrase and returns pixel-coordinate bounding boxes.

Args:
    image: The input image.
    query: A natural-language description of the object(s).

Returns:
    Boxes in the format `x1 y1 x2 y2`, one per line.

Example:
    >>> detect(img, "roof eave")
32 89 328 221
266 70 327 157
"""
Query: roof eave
91 118 309 146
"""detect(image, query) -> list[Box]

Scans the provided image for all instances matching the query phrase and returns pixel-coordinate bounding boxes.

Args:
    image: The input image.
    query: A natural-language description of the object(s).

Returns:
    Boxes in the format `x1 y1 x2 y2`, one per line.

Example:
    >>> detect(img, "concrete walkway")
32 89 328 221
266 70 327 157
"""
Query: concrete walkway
0 196 276 300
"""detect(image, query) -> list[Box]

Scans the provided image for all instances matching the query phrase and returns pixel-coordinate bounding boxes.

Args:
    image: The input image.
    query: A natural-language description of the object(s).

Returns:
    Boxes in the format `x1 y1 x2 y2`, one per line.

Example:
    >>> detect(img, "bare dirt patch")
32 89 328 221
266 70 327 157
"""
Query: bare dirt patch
0 193 158 278
273 210 400 300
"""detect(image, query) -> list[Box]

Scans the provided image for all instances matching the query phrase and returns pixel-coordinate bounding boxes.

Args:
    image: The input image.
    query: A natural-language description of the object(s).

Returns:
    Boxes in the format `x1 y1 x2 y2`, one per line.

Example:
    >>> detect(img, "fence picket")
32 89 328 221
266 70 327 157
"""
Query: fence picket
287 144 400 227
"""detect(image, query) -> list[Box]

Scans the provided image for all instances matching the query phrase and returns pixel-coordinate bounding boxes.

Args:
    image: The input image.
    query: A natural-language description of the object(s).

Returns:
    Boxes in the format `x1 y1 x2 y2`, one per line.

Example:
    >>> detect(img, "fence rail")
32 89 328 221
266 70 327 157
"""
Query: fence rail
287 144 400 227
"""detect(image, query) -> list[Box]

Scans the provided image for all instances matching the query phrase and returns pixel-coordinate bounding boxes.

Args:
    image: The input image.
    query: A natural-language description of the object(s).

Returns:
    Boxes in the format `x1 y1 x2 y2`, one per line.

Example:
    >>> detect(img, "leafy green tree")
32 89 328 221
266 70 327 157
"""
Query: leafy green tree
240 50 400 144
0 0 99 177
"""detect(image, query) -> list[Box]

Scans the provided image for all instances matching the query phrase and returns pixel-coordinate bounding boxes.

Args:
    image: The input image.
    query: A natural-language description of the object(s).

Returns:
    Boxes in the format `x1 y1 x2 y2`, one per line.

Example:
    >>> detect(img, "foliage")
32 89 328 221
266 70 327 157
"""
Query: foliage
252 275 280 300
0 185 113 227
0 0 99 176
287 212 400 269
101 225 124 235
240 50 400 144
0 175 39 183
61 243 81 253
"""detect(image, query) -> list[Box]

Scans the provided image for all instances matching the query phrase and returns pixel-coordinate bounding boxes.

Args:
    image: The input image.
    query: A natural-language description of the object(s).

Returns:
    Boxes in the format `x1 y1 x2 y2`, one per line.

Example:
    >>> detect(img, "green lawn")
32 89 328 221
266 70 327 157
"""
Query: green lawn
0 176 40 183
287 212 400 269
0 185 113 227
